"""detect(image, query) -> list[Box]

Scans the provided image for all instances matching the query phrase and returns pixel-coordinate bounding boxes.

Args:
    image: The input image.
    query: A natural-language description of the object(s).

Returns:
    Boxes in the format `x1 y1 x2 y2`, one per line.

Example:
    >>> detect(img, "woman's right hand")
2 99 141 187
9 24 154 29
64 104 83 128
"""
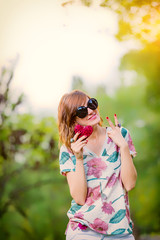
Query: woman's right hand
71 132 88 160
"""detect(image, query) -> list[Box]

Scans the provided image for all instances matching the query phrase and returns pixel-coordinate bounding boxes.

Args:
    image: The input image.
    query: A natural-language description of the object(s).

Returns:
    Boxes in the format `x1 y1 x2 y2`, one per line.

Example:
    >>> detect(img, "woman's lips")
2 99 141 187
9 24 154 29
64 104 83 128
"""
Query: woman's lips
88 114 97 120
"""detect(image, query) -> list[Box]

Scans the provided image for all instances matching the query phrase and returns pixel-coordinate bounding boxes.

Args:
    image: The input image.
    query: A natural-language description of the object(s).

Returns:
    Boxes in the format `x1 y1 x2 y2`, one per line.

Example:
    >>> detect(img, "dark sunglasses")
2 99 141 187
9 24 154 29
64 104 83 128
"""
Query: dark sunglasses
76 98 98 118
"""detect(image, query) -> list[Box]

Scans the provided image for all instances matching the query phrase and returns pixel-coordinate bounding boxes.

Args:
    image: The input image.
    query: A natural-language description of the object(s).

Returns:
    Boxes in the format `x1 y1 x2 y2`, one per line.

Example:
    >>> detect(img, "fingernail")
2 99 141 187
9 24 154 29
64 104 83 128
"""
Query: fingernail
114 114 117 117
106 116 109 119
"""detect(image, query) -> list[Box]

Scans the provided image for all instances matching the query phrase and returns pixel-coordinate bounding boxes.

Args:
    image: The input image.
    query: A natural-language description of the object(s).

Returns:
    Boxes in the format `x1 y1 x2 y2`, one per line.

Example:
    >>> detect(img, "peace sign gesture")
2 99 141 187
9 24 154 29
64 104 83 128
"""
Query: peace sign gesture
106 114 128 149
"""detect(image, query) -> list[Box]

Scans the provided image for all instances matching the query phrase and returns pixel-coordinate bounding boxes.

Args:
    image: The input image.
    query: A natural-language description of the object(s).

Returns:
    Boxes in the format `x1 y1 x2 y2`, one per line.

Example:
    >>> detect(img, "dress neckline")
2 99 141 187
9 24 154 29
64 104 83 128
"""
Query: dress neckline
84 127 108 158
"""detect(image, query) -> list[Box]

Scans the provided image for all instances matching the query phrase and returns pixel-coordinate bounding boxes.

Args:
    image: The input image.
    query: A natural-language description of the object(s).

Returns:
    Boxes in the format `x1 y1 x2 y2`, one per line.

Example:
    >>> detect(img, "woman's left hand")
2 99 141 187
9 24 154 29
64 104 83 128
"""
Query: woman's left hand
106 114 128 148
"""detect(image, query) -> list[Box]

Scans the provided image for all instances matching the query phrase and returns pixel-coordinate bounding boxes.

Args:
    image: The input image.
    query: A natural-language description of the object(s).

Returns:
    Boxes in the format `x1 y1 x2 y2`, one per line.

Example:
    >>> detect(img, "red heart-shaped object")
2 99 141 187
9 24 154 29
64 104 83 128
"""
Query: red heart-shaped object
74 124 93 139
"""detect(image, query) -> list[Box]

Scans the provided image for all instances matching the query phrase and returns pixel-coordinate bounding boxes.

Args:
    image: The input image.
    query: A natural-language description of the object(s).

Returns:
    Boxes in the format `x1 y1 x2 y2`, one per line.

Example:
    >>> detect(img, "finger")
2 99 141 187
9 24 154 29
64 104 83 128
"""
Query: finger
79 141 88 148
106 116 115 129
107 131 113 138
73 140 88 152
114 114 119 127
71 135 88 148
107 131 112 135
73 132 81 141
77 135 88 142
79 139 88 146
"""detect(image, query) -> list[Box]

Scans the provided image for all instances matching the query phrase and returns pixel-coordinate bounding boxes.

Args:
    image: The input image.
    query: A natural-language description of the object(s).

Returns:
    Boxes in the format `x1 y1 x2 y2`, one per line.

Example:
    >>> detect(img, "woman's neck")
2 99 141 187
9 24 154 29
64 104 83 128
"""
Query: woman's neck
89 124 105 140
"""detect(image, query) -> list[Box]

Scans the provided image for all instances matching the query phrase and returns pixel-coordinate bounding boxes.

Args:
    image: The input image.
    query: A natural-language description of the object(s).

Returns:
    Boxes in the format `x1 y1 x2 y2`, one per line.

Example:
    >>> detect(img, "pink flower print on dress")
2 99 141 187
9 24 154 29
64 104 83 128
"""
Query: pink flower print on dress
107 137 113 144
125 206 130 224
128 133 136 156
78 223 88 230
115 145 120 152
86 185 101 206
124 193 129 205
90 218 108 234
74 212 84 219
87 158 107 178
106 173 117 188
102 201 115 214
70 221 78 230
117 172 123 187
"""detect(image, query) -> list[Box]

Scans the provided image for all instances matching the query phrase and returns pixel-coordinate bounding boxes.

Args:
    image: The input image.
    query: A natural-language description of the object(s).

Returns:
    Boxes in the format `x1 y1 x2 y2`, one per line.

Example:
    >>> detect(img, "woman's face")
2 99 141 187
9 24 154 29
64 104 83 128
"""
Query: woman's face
75 97 101 127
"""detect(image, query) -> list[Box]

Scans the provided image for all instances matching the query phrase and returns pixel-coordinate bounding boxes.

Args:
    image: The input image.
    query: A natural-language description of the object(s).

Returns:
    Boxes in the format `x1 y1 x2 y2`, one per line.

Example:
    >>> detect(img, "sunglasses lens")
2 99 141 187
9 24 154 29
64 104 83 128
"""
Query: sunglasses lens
76 98 98 118
76 106 88 118
88 98 98 110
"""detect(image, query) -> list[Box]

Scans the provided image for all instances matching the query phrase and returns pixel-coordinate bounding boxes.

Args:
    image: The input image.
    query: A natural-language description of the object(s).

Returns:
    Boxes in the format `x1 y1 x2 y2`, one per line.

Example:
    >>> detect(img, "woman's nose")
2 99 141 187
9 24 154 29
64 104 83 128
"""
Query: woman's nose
88 107 94 114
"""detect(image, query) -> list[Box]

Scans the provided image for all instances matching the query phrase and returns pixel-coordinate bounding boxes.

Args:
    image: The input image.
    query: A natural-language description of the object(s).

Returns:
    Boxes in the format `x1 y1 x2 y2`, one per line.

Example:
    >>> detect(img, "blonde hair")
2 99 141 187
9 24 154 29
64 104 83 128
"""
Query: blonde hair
58 90 102 151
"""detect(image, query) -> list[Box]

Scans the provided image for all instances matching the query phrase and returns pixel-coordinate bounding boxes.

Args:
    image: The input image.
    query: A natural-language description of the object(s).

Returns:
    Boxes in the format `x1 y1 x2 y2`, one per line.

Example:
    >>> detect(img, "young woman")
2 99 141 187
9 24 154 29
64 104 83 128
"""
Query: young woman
58 90 137 240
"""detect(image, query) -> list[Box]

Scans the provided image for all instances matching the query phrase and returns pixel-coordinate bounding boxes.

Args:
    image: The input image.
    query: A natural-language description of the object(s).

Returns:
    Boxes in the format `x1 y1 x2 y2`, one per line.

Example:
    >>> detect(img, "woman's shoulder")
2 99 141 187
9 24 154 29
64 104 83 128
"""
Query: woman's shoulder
59 144 73 155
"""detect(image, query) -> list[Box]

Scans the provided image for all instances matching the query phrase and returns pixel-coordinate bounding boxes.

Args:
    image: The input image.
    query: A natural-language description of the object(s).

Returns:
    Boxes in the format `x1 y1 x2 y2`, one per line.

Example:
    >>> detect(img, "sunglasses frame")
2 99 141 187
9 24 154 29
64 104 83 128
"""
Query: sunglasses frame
76 98 98 119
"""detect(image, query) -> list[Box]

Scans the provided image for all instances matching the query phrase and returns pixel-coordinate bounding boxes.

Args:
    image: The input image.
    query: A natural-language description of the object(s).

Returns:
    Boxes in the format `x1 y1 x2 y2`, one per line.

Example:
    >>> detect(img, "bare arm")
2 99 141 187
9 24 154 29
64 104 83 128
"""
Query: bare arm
106 115 137 192
66 158 87 205
66 133 88 205
120 142 137 191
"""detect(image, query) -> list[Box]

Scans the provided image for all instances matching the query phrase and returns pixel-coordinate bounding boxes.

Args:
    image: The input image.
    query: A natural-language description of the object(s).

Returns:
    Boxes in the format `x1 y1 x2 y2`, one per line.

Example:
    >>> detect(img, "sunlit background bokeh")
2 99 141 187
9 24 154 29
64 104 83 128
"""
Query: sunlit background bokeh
0 0 160 240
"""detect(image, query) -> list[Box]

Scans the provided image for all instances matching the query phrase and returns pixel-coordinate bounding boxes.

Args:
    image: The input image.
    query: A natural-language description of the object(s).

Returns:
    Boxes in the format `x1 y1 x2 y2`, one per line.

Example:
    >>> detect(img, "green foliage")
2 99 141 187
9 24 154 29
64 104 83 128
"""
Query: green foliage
0 166 70 240
0 65 70 240
120 41 160 110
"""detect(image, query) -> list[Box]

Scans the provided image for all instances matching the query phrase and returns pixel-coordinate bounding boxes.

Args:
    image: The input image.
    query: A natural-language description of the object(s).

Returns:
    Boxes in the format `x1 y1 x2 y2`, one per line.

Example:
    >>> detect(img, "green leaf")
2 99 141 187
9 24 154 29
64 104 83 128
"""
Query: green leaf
109 209 126 223
111 228 126 235
107 151 118 163
102 148 109 156
127 228 132 234
71 155 76 165
85 205 95 212
69 204 82 214
121 128 127 138
59 152 70 165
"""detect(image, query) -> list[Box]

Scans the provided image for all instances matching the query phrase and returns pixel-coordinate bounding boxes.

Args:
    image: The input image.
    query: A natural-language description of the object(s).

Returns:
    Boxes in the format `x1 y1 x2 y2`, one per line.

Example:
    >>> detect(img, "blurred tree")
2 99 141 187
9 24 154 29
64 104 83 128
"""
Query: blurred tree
100 0 160 44
0 63 69 240
62 0 160 44
119 41 160 234
120 40 160 110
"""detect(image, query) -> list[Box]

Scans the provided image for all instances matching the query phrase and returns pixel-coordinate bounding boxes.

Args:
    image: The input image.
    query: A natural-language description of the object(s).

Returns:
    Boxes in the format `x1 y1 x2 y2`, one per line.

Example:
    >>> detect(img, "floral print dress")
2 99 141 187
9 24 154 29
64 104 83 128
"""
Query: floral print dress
59 127 137 236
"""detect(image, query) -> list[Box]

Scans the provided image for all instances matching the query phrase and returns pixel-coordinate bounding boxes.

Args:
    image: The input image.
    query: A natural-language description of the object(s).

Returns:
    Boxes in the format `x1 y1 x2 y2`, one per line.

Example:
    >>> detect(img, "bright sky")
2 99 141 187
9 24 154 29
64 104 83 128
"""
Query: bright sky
0 0 138 117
